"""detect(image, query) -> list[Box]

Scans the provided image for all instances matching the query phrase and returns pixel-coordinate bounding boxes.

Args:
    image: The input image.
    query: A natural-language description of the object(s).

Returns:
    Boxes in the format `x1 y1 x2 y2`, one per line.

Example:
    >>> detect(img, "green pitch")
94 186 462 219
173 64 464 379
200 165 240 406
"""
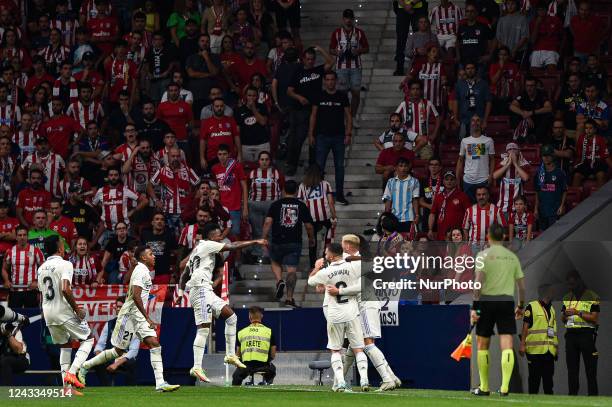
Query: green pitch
11 386 612 407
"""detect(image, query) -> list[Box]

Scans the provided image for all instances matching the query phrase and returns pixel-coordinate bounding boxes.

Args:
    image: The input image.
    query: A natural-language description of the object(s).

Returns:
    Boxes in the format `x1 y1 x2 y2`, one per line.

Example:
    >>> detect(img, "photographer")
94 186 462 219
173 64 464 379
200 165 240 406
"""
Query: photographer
0 322 30 385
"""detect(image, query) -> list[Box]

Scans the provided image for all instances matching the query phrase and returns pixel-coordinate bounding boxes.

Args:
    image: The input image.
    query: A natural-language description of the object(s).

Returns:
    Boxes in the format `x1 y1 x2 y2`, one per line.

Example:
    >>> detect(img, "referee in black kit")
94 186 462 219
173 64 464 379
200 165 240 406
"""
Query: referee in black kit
471 223 525 397
562 270 600 396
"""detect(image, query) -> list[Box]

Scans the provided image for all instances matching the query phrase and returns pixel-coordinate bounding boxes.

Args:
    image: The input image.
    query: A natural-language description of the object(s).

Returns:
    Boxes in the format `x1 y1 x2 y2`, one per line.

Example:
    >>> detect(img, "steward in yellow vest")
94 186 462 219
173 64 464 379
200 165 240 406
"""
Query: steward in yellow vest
232 306 277 386
561 271 599 396
519 284 557 394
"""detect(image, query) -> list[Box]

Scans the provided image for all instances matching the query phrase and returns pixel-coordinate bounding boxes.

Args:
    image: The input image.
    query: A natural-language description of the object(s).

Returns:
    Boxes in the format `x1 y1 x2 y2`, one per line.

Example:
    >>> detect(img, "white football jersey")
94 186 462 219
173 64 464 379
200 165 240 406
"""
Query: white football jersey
308 259 360 323
38 255 76 326
119 262 153 320
186 240 225 289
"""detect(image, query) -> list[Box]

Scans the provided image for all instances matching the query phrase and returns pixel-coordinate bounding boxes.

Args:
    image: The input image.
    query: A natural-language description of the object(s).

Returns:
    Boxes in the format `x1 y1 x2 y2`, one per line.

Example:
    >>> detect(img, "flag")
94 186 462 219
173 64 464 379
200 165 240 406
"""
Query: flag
172 285 191 308
451 324 475 361
221 262 229 302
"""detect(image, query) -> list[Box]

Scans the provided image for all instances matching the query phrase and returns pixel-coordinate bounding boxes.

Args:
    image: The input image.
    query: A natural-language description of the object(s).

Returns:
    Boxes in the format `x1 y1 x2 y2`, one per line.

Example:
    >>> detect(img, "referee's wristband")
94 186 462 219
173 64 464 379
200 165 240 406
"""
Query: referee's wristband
471 301 481 311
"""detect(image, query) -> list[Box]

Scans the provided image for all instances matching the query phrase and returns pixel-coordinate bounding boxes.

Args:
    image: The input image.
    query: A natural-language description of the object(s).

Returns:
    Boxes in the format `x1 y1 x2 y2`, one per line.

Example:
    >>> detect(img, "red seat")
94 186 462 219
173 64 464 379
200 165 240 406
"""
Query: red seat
582 180 600 198
413 159 428 168
486 116 511 138
440 145 459 161
565 187 583 210
521 145 540 165
442 158 457 168
412 166 429 180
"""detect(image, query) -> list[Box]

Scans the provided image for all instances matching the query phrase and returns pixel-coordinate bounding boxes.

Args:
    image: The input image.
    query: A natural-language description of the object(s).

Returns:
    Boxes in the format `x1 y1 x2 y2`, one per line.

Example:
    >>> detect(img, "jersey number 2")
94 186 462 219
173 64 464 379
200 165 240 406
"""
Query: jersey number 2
42 276 55 301
335 281 348 304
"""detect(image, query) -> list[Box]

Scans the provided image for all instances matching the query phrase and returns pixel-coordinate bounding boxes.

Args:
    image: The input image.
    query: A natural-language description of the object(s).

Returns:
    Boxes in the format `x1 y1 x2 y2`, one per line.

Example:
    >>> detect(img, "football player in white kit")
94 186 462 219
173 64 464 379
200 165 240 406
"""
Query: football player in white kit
78 246 180 392
38 235 94 394
329 234 399 391
308 243 368 392
178 222 267 382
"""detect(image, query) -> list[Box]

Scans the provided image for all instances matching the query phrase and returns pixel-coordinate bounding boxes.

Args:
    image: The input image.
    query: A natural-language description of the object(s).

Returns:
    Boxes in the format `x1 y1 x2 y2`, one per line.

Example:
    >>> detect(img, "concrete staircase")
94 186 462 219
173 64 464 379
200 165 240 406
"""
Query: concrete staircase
232 0 404 309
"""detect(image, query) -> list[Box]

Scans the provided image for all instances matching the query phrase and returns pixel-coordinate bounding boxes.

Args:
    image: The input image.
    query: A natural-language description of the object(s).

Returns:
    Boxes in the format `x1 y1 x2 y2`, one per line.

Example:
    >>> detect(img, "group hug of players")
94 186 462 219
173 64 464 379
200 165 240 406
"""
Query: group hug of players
0 225 399 394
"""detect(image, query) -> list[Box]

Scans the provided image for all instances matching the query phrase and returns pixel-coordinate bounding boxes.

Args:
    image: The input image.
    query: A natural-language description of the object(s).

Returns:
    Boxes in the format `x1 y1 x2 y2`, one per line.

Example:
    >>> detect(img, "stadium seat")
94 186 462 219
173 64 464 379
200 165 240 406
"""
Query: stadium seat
486 116 511 138
565 187 583 210
308 360 331 386
520 145 540 165
582 180 600 198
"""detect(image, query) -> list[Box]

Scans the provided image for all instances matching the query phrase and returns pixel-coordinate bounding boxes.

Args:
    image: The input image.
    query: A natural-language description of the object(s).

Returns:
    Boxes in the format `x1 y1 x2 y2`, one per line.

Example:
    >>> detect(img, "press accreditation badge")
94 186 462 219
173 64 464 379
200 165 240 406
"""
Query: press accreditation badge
547 327 555 338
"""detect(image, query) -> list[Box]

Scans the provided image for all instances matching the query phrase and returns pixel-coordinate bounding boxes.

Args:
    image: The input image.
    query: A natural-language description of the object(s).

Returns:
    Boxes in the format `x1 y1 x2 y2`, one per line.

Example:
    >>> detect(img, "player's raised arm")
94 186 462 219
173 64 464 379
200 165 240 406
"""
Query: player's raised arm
220 239 268 252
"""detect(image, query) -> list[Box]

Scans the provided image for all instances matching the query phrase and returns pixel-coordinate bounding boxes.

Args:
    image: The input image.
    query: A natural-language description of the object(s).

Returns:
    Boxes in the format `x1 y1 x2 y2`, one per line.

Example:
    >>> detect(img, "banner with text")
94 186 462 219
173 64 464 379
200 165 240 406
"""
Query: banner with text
72 284 168 346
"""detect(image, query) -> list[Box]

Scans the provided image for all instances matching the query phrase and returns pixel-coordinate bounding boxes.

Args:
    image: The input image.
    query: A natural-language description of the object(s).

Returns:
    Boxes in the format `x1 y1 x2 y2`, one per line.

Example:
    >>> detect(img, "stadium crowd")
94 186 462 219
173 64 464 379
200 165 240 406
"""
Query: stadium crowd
0 0 608 310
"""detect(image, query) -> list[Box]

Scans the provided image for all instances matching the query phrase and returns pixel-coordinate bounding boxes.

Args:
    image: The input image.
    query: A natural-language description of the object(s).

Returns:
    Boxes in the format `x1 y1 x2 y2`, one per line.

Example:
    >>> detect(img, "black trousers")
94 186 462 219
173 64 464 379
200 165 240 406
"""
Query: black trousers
0 354 29 385
566 330 598 396
287 108 314 169
526 352 555 394
8 290 39 308
309 220 332 268
232 362 276 385
94 358 138 386
394 6 427 68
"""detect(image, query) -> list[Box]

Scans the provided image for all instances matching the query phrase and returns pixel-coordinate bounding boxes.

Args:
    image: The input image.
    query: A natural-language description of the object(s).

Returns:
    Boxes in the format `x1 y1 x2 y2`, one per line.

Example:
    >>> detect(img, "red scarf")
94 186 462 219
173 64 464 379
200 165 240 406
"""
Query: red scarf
53 76 79 104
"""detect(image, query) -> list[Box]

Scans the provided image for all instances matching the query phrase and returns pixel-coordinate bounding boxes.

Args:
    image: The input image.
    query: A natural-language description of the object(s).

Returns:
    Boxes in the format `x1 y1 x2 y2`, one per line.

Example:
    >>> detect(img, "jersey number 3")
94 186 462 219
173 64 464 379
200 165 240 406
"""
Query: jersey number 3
42 276 55 301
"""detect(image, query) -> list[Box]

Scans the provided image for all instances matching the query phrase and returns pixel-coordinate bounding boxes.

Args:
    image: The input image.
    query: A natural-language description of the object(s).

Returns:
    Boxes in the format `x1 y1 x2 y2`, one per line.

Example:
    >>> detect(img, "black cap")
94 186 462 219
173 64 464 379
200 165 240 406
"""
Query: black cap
343 8 354 18
0 199 8 207
82 51 95 61
35 136 49 145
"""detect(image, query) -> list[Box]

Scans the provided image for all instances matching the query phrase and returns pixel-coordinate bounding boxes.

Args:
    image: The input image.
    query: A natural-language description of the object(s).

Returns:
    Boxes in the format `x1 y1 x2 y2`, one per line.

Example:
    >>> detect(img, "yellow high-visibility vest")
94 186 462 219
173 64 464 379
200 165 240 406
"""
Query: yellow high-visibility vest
563 289 599 329
525 301 558 356
238 324 272 363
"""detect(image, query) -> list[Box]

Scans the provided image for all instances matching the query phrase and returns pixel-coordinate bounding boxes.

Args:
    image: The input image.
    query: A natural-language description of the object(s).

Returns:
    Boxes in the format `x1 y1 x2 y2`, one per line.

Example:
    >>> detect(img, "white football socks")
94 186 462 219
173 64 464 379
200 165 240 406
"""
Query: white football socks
59 348 72 381
343 347 355 378
193 327 209 369
82 348 119 370
150 346 165 387
69 338 94 374
355 351 369 385
224 314 237 356
330 352 345 387
364 344 391 382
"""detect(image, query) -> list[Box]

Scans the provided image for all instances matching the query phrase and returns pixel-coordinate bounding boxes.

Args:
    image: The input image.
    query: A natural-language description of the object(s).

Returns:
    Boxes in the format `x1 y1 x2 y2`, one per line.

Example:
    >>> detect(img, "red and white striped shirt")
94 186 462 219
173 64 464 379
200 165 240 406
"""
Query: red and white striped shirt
297 181 334 222
79 0 113 23
114 142 137 162
329 27 369 69
13 130 38 162
92 185 140 230
496 163 528 214
395 98 439 137
21 152 65 197
150 164 200 215
69 254 99 285
429 2 463 36
410 62 446 108
248 168 284 201
178 224 200 249
51 17 79 47
6 244 44 289
66 101 104 128
463 203 506 243
38 45 70 69
0 102 20 129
